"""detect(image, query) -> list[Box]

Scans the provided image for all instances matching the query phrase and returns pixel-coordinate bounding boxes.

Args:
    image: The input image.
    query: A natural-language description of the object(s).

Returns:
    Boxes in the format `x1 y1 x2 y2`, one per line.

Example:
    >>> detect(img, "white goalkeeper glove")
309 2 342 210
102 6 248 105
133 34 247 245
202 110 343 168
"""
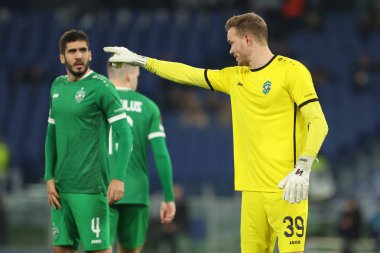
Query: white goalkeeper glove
103 46 147 67
278 155 314 204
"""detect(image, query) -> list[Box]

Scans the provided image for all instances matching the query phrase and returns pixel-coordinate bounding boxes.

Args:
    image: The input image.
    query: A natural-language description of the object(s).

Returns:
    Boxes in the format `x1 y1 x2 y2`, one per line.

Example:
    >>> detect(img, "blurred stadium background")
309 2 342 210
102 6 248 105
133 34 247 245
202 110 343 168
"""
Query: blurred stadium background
1 0 380 252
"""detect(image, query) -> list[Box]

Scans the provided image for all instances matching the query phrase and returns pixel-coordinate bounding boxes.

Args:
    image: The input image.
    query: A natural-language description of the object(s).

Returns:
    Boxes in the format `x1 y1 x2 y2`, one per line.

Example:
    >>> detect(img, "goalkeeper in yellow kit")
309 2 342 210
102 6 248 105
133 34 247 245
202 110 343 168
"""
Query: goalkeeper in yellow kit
104 12 328 253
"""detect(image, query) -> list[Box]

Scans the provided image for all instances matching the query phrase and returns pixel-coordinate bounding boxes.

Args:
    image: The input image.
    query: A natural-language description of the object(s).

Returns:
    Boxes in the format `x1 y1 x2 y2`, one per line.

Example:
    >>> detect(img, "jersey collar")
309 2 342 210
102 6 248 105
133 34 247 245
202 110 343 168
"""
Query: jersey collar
66 70 94 82
116 87 133 91
250 55 277 72
79 70 94 80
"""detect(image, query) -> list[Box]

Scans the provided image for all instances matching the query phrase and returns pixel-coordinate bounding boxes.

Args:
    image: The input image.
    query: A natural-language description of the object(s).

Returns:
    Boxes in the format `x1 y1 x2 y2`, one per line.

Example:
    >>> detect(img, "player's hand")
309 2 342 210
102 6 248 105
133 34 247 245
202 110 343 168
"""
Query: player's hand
160 201 176 224
278 155 314 204
46 179 62 209
108 179 124 204
103 46 147 67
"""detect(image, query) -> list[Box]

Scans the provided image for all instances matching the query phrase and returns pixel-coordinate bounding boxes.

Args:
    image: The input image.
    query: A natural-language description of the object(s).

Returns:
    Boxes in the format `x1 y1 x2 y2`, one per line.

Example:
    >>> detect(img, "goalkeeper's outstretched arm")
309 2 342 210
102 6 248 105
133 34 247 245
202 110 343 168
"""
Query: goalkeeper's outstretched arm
104 46 211 90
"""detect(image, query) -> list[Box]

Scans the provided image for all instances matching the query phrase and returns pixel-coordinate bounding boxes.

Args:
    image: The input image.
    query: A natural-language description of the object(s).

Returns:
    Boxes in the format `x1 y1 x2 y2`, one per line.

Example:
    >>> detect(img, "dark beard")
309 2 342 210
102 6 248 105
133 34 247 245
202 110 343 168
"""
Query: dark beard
66 62 89 78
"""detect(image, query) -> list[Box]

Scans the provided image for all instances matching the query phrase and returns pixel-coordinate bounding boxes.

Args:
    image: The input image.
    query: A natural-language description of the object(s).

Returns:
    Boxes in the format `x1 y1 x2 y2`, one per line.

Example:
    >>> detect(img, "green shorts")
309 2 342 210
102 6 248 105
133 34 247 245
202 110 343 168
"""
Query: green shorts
110 204 149 250
51 193 110 251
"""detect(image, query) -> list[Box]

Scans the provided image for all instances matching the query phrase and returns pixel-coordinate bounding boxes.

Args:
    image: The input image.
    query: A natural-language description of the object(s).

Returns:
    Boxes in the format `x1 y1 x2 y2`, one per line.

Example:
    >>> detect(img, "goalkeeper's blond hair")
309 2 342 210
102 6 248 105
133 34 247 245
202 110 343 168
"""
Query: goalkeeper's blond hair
225 12 268 45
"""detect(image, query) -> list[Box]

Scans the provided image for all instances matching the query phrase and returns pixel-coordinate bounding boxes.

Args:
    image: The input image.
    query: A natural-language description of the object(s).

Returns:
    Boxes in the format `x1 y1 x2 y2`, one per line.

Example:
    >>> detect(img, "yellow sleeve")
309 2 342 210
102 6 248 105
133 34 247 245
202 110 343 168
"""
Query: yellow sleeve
287 61 318 106
285 60 328 157
145 58 211 89
146 58 236 94
205 67 237 94
300 101 328 158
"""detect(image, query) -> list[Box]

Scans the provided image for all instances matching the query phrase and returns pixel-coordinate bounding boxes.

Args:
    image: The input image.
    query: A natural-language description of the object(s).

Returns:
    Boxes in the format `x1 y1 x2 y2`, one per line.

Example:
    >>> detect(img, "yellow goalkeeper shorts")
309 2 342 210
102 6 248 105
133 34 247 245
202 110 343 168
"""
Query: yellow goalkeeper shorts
241 191 308 253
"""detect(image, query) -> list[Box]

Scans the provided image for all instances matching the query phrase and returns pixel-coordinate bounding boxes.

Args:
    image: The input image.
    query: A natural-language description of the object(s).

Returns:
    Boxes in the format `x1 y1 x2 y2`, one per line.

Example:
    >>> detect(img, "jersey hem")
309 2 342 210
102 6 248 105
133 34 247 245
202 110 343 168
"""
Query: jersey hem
235 187 283 193
114 201 150 206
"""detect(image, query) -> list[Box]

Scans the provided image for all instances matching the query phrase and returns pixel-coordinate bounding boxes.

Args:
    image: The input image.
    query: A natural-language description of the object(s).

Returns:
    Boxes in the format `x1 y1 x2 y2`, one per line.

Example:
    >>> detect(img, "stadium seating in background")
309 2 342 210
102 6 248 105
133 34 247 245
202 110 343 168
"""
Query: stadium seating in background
1 8 380 195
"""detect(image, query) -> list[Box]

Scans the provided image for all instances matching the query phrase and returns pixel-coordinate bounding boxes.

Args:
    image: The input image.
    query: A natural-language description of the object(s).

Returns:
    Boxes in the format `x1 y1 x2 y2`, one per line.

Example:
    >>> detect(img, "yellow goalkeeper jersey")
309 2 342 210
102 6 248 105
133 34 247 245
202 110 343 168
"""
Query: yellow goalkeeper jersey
146 55 327 192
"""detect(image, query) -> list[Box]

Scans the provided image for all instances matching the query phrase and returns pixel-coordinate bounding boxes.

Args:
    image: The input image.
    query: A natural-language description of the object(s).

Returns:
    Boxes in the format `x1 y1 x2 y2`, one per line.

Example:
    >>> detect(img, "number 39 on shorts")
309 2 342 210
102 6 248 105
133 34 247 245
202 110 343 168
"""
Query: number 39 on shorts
283 216 305 237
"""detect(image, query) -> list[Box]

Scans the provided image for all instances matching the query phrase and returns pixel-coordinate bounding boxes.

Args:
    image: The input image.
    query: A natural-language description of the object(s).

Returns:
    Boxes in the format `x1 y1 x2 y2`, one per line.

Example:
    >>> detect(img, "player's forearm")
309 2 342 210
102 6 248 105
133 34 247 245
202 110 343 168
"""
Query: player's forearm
300 102 329 157
145 58 211 90
44 124 57 181
151 138 175 202
111 119 133 181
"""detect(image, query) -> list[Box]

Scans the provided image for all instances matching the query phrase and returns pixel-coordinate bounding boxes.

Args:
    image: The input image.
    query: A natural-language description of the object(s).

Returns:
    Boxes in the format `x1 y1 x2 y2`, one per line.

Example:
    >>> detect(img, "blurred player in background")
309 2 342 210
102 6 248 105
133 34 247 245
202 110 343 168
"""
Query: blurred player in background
44 29 132 253
107 63 176 253
104 12 328 253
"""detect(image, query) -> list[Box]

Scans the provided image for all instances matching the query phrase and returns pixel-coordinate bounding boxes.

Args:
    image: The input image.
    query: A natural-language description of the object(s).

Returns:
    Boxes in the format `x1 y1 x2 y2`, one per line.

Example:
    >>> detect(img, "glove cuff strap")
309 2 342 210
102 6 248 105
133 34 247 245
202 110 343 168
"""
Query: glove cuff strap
136 55 147 66
299 155 314 167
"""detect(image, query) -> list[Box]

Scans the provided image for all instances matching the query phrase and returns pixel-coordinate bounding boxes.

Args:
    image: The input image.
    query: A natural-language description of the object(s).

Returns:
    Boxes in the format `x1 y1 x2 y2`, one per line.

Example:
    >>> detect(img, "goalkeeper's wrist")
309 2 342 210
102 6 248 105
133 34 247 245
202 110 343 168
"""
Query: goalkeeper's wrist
299 155 315 168
135 54 147 66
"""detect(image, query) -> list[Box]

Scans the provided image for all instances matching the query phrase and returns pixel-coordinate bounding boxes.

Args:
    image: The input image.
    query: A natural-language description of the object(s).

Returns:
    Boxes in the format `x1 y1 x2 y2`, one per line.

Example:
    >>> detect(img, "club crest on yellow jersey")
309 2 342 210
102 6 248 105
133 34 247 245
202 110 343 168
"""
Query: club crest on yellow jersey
75 87 85 103
262 81 271 95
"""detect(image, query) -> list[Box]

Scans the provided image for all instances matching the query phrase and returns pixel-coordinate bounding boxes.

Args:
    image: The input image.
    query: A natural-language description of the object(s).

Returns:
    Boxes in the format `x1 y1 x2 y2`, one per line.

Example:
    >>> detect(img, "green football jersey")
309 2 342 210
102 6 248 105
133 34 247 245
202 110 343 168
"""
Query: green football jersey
109 88 167 205
48 71 127 195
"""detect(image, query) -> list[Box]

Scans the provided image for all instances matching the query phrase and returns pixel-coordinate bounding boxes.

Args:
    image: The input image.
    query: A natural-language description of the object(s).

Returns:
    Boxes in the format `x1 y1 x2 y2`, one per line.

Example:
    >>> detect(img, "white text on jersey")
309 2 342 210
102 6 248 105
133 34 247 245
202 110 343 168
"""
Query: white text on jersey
122 100 142 113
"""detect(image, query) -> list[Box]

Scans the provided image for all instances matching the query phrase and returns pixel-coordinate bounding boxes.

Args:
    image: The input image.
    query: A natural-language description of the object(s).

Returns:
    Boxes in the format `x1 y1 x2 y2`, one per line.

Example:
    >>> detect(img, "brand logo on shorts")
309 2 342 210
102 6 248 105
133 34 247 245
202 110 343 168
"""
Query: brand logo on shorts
91 239 102 244
52 223 59 240
75 87 85 103
290 240 300 245
262 81 271 95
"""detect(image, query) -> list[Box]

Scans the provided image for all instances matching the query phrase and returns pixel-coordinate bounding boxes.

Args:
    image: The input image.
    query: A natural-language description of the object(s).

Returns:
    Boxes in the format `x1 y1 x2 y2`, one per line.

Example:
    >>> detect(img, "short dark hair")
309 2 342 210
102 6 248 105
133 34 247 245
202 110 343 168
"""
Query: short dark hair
225 12 268 45
59 29 89 54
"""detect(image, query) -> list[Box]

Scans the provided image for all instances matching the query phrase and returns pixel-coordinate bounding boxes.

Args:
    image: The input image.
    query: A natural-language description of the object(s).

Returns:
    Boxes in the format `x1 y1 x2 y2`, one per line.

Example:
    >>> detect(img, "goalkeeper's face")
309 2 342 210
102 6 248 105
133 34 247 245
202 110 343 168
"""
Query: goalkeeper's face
60 40 92 78
227 27 251 67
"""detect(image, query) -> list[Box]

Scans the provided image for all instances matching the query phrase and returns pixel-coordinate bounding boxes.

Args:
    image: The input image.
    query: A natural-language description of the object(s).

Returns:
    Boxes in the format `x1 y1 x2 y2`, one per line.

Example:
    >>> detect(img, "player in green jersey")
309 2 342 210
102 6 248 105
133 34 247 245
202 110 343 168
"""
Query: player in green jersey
107 63 176 253
44 30 133 253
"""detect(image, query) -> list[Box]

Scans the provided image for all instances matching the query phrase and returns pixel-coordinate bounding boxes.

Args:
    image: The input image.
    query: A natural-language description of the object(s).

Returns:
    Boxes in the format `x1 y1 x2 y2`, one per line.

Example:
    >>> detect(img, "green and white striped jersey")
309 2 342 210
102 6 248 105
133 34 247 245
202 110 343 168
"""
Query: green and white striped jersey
109 88 168 205
47 71 128 195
